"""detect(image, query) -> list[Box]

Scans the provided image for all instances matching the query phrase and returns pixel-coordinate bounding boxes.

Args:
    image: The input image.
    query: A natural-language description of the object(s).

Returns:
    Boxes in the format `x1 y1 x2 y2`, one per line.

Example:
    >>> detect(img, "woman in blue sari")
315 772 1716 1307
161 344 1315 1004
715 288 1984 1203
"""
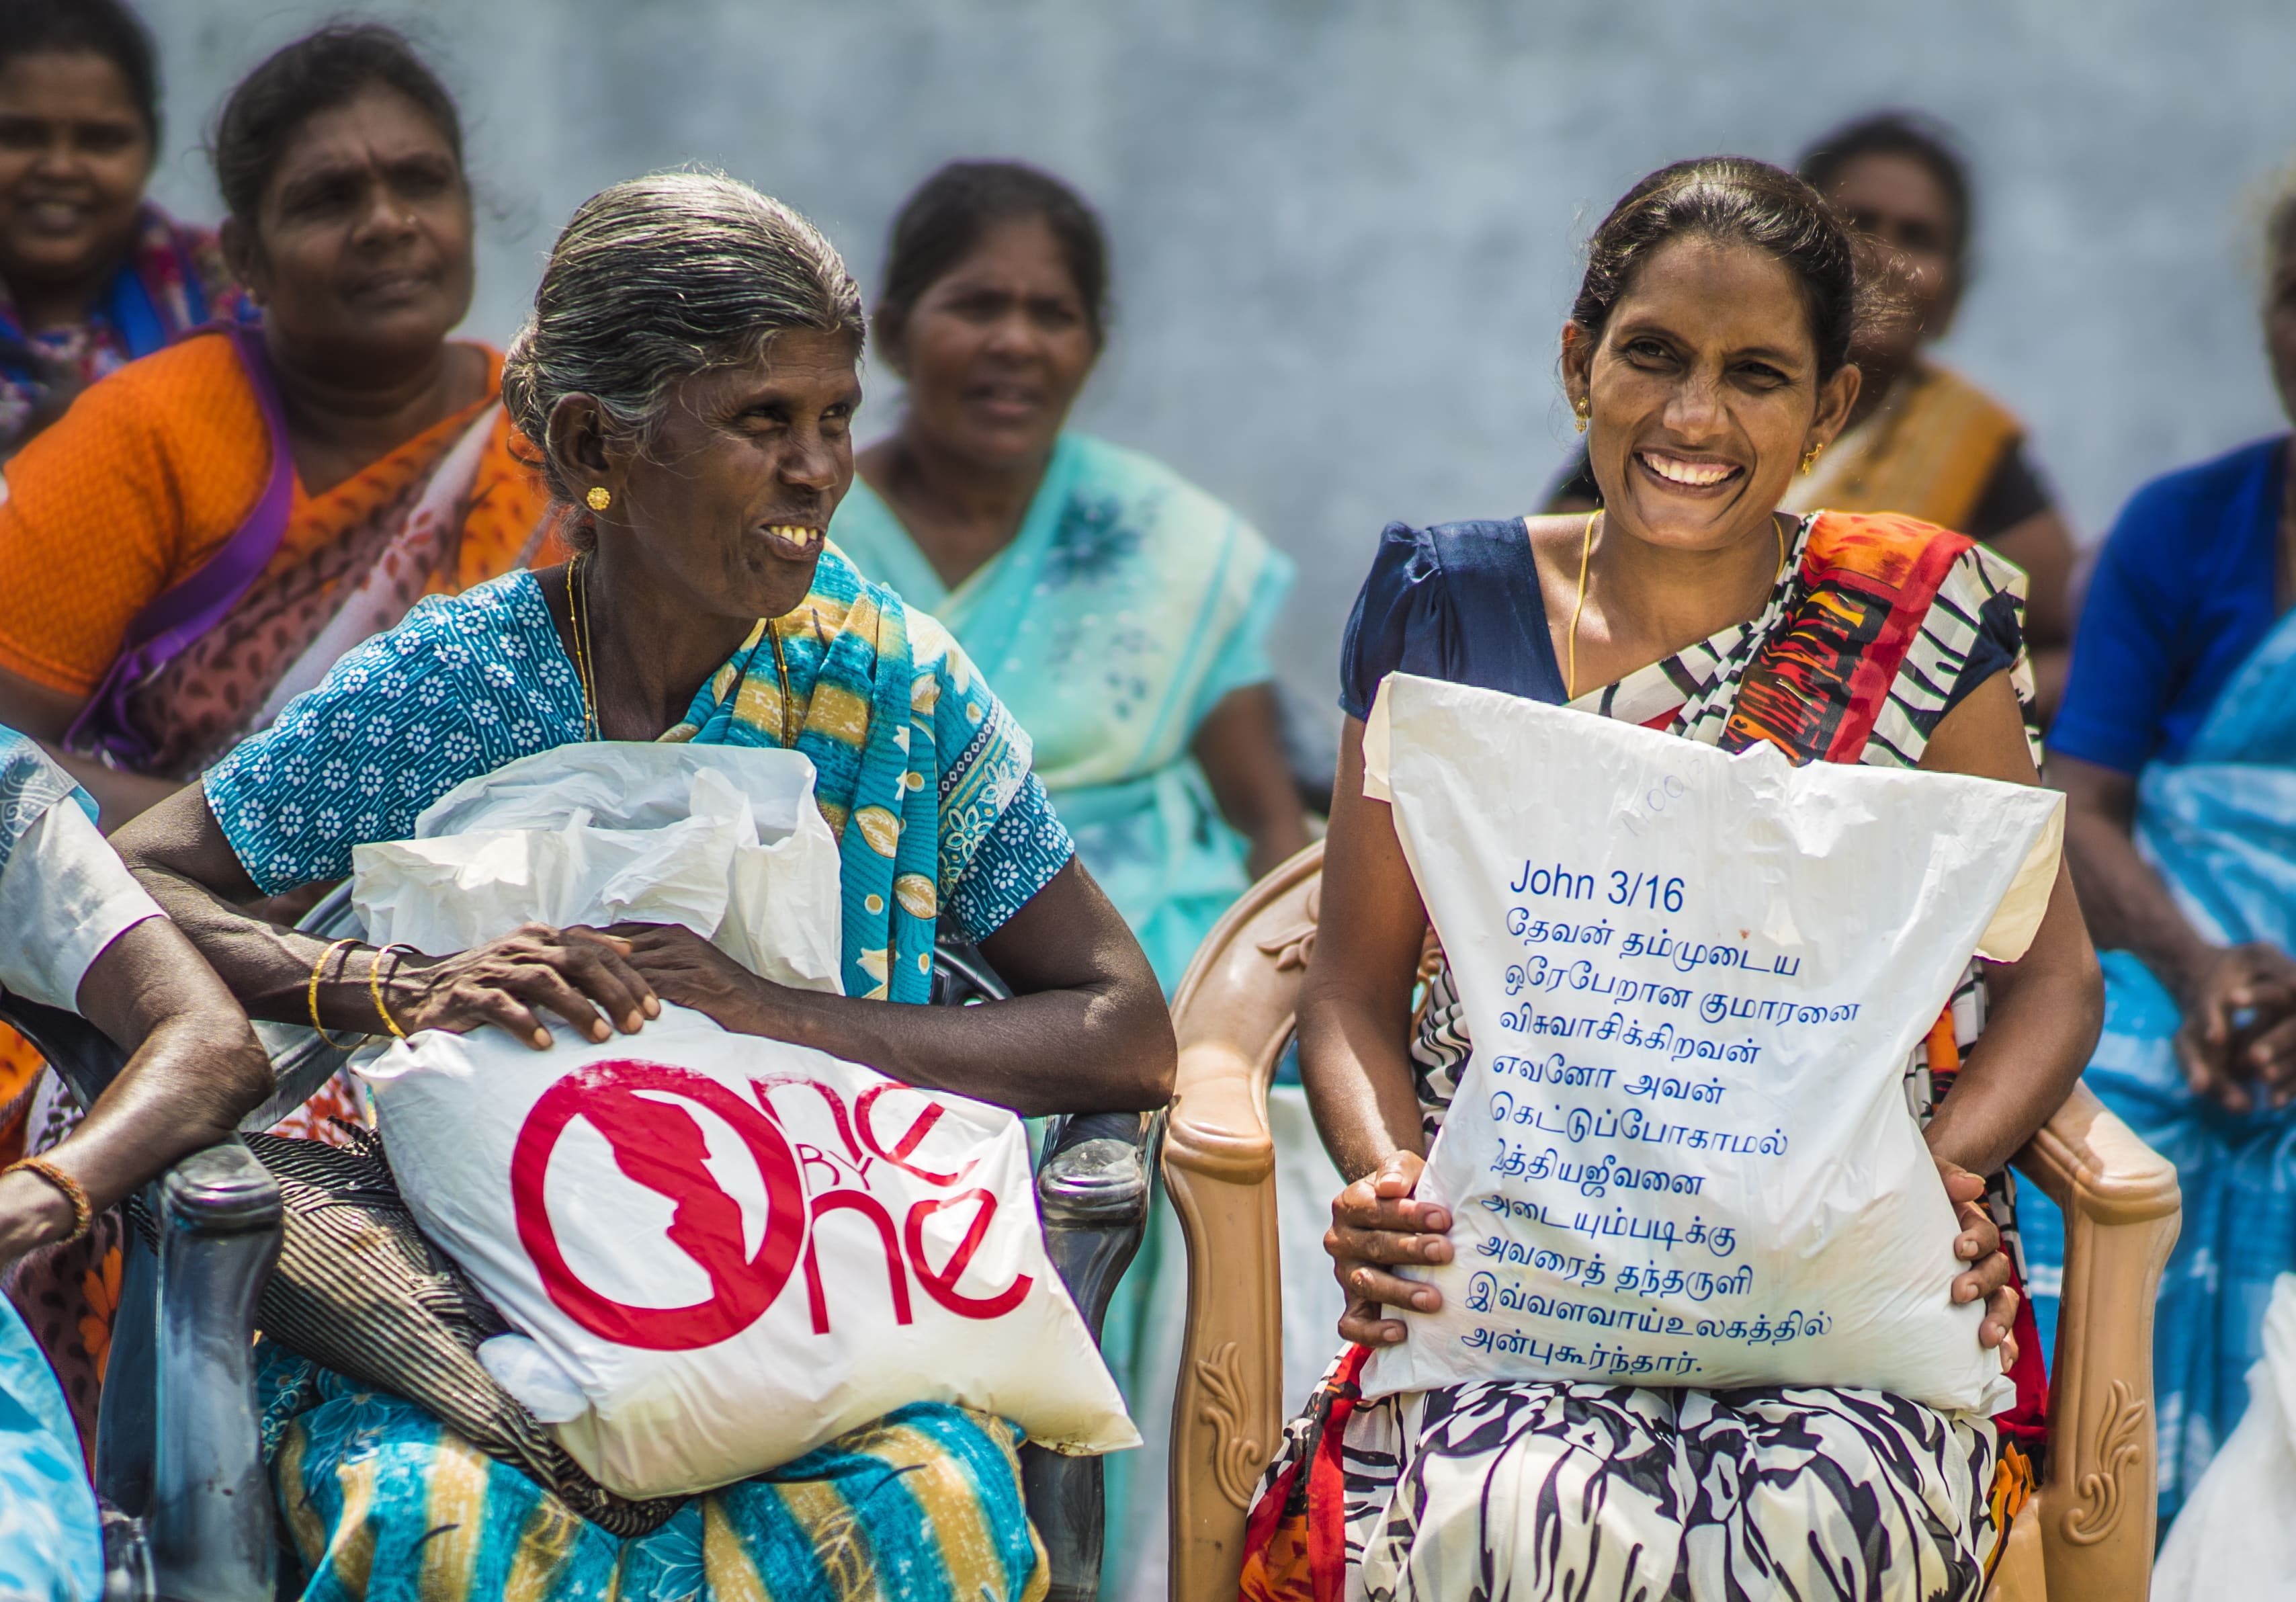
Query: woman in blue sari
832 161 1306 993
2035 185 2296 1524
113 171 1174 1602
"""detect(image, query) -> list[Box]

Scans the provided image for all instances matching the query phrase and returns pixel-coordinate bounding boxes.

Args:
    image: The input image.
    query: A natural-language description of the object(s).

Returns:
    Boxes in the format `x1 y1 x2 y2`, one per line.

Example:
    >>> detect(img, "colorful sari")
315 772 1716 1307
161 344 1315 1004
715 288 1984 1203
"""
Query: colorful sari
0 325 555 1444
0 203 237 456
1243 511 2043 1602
194 546 1072 1599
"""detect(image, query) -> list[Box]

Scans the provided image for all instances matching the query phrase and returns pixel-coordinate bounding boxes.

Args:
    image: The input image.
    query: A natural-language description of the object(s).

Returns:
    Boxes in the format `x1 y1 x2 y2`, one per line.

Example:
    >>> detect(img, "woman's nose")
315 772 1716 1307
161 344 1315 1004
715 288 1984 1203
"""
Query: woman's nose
353 181 419 244
982 308 1039 361
781 430 842 490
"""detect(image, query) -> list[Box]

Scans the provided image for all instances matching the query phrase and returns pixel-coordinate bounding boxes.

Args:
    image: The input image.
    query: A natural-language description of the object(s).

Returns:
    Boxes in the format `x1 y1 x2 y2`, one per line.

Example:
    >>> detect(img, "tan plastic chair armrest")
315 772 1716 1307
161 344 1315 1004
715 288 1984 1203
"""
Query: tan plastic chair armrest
2009 1080 2182 1602
2009 1080 2180 1226
1166 1042 1277 1185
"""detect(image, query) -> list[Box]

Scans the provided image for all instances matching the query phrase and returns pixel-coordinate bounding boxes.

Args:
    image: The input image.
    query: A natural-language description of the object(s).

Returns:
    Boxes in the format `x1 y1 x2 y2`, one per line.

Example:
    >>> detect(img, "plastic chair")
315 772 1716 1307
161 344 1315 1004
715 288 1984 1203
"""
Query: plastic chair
1160 841 2183 1602
13 888 1156 1602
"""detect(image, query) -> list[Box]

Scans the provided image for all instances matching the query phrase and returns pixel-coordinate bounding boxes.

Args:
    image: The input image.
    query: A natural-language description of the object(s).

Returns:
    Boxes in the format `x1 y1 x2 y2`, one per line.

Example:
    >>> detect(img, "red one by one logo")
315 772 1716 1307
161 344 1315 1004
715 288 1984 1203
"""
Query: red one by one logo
509 1058 1031 1352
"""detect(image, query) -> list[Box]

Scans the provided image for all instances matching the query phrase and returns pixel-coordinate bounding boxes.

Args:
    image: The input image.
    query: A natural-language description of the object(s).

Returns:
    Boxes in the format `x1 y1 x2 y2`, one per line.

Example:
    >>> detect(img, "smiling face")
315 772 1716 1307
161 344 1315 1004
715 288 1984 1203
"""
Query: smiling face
226 85 473 383
885 213 1098 471
1564 233 1859 553
0 50 153 307
578 329 863 624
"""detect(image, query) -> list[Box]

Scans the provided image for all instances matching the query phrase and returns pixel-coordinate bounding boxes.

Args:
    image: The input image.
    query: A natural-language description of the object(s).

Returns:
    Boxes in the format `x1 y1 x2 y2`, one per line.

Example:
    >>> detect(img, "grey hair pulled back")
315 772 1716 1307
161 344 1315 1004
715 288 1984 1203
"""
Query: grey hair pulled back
502 171 864 507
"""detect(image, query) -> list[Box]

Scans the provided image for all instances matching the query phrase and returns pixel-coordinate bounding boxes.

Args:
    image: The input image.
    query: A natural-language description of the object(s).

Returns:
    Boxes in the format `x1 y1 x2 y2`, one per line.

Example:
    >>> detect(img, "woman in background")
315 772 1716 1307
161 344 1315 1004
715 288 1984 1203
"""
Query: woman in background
829 160 1308 1592
835 161 1305 988
1546 112 2079 714
0 24 552 1441
0 0 237 456
2035 179 2296 1526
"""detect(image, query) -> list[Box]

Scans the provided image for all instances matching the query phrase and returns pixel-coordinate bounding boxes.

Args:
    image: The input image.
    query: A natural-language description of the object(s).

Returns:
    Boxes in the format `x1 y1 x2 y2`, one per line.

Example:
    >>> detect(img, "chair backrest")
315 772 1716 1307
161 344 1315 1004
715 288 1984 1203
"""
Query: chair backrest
1162 839 1328 1597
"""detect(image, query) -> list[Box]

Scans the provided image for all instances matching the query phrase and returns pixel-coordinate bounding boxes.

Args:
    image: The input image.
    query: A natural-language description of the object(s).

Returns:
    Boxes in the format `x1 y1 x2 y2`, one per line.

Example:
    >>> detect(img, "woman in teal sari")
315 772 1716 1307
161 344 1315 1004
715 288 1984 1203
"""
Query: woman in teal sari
2033 185 2296 1527
833 161 1306 991
112 171 1174 1602
831 161 1307 1595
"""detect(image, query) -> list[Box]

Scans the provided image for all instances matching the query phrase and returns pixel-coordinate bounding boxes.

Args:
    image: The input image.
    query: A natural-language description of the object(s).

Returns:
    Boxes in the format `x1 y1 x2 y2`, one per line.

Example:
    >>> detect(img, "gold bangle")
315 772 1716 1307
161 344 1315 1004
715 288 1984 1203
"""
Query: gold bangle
307 937 363 1048
370 944 415 1040
6 1156 93 1245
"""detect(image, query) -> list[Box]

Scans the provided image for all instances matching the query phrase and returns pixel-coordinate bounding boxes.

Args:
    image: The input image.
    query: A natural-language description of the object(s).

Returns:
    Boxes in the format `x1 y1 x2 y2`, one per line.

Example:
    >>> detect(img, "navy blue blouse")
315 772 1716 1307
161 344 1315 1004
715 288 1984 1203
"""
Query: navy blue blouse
1338 520 1566 720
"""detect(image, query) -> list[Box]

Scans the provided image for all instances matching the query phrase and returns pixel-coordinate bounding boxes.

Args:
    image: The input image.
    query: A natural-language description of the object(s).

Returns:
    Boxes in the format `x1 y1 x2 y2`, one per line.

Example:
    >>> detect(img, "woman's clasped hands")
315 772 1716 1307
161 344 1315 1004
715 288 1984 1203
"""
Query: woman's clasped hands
1328 1150 1453 1347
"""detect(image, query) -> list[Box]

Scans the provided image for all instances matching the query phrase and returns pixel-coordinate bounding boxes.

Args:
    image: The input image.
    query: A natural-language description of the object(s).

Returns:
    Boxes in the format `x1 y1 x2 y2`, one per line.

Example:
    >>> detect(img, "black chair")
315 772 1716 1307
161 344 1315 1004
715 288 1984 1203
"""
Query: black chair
7 888 1158 1602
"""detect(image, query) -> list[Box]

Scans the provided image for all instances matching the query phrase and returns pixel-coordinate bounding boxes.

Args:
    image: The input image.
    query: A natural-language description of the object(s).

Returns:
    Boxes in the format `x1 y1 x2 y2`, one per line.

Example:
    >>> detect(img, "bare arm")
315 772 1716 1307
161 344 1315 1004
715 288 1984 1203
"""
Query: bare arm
115 784 1175 1119
0 663 183 832
613 857 1175 1115
1193 683 1312 880
1296 718 1455 1345
2052 749 2296 1110
114 784 665 1047
1916 672 2104 1178
0 916 272 1265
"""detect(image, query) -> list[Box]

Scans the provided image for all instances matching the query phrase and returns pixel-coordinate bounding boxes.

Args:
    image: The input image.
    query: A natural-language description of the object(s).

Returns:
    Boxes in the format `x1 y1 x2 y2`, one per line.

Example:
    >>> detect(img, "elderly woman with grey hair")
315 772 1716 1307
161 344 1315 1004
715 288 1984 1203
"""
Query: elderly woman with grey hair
112 171 1173 1599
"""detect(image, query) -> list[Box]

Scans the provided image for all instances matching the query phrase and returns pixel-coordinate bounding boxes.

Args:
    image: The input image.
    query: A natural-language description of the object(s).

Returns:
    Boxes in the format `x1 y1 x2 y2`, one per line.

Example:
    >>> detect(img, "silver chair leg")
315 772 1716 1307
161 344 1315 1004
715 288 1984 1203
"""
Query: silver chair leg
148 1143 283 1602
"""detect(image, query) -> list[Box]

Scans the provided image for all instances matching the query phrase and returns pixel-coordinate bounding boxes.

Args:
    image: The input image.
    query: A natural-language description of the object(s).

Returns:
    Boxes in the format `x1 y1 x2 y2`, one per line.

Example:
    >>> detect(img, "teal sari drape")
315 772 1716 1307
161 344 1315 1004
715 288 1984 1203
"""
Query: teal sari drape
2024 603 2296 1524
833 433 1295 990
835 433 1294 1591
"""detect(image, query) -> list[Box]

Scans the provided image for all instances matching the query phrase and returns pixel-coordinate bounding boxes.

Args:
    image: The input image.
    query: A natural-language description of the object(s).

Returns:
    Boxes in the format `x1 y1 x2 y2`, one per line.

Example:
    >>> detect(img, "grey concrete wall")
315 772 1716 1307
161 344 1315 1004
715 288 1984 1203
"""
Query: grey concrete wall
143 1 2296 720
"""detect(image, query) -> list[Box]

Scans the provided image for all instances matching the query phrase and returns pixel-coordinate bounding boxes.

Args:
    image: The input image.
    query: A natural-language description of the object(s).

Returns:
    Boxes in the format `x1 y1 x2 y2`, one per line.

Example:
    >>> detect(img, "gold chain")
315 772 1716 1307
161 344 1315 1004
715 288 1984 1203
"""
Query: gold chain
574 548 797 749
1566 510 1599 702
766 624 796 749
568 550 600 739
1564 510 1789 703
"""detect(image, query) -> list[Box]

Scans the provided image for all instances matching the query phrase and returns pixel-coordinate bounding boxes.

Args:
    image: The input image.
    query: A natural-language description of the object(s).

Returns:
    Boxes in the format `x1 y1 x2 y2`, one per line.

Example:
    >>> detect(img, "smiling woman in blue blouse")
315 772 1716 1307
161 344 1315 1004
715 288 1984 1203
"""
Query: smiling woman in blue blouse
112 172 1173 1602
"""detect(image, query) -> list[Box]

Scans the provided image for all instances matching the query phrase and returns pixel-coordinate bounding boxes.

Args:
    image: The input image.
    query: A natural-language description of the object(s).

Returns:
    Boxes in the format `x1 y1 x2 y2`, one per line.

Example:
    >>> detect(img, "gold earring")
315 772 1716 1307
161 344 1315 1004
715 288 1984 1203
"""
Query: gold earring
1573 398 1590 434
585 486 611 512
1799 442 1823 476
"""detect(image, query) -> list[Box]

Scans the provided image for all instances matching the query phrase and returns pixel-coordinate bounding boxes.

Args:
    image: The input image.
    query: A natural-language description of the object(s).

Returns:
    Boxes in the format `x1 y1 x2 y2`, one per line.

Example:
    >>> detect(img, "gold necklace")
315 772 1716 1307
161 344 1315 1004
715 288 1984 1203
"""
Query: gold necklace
765 624 796 749
1565 510 1789 702
572 548 799 748
568 550 600 739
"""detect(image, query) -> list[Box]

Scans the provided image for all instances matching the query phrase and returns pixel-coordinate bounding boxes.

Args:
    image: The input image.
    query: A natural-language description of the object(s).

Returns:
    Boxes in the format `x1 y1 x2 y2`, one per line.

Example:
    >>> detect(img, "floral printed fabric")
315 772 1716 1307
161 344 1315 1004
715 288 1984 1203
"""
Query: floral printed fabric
833 432 1293 990
257 1345 1048 1602
204 556 1072 997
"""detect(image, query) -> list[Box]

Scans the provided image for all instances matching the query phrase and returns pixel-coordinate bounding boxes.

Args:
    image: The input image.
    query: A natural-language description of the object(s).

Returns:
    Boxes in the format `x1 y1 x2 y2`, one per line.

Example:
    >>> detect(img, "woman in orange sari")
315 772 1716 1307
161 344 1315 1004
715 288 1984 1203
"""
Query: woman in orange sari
0 24 551 1439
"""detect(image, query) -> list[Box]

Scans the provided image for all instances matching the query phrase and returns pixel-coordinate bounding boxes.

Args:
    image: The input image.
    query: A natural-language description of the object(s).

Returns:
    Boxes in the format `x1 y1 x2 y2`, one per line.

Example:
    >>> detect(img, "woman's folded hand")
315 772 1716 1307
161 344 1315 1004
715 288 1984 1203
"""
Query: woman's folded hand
1934 1154 2021 1370
604 922 780 1036
2171 941 2296 1113
389 923 658 1050
1328 1149 1453 1347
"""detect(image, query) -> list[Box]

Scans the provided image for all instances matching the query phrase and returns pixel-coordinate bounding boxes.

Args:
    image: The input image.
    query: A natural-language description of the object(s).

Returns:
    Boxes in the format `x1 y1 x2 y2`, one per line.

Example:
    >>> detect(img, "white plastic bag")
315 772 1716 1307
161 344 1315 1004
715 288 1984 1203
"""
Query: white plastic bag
353 743 843 993
1361 675 2061 1411
349 743 1138 1499
2153 1274 2296 1599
